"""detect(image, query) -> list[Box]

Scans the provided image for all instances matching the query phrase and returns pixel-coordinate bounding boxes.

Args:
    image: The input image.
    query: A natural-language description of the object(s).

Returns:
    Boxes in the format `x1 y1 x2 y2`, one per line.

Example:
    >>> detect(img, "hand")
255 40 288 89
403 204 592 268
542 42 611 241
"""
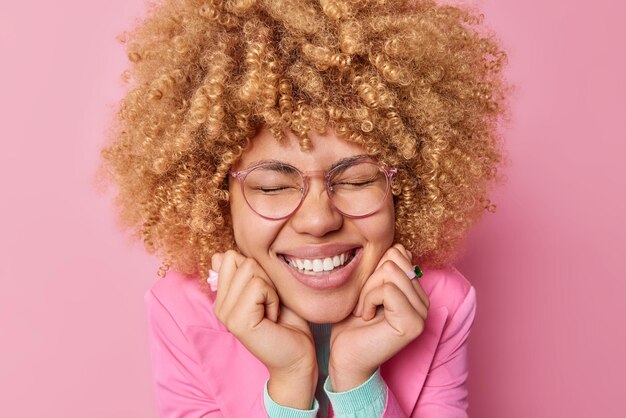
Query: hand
211 250 317 409
328 244 430 391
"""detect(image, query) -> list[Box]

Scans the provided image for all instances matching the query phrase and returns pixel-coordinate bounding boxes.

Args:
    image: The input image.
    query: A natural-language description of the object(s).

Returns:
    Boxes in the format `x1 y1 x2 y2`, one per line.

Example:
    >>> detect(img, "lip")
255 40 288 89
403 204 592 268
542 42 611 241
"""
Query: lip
278 248 363 290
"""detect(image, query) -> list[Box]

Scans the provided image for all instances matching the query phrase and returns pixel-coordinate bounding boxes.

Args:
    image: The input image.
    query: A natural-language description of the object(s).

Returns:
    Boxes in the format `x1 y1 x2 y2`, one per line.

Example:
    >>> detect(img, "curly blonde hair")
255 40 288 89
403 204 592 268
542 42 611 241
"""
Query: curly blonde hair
100 0 508 280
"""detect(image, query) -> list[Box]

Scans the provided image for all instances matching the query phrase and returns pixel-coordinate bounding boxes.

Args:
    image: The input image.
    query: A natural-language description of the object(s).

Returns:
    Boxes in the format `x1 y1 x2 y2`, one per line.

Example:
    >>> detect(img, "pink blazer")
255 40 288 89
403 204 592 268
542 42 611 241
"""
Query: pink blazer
145 266 477 417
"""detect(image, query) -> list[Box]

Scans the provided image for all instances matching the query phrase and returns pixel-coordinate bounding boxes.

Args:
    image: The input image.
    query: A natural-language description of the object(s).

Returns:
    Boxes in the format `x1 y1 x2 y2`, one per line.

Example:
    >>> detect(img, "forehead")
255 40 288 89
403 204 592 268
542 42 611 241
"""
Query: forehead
236 128 368 171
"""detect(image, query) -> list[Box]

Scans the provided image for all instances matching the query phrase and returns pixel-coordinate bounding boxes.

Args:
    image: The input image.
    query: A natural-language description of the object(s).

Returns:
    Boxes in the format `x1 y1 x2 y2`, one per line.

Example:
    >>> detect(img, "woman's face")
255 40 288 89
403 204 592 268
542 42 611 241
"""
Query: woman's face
229 127 395 323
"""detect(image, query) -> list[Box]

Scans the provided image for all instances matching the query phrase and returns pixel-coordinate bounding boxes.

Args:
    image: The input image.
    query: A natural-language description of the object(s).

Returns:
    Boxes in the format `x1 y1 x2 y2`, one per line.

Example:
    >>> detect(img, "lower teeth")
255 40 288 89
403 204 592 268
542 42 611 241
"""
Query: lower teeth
301 265 340 275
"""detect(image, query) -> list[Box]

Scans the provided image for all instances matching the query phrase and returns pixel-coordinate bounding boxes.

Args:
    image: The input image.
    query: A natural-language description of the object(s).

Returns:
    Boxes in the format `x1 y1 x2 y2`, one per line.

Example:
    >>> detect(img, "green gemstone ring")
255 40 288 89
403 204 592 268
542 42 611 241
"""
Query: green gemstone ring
413 265 423 278
407 265 423 280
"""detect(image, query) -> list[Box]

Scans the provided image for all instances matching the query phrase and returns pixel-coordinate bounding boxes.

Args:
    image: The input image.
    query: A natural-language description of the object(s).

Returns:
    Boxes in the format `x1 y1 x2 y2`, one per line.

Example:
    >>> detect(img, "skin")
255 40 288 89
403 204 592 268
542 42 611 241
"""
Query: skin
211 127 430 409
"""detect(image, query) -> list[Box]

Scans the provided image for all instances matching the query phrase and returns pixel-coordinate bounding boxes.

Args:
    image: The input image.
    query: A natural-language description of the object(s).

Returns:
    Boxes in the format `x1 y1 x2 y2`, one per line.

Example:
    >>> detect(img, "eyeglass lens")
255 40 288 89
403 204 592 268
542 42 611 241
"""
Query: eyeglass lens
241 162 389 219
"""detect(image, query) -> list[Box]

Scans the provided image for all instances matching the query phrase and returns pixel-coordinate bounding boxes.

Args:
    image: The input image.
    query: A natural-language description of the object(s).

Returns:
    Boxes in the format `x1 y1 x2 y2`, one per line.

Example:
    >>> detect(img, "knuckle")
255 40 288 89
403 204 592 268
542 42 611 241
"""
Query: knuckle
242 258 259 271
240 257 255 269
221 314 242 334
394 243 406 253
402 315 424 339
412 319 425 337
386 247 402 258
241 257 255 266
394 243 409 255
224 318 238 333
213 305 225 323
382 282 398 293
381 259 398 272
239 258 258 276
249 275 267 290
223 249 238 261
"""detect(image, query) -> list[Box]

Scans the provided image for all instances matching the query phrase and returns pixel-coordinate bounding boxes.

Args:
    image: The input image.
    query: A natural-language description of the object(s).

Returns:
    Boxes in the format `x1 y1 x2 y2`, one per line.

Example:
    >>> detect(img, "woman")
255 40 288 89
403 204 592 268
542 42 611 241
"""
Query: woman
101 0 507 416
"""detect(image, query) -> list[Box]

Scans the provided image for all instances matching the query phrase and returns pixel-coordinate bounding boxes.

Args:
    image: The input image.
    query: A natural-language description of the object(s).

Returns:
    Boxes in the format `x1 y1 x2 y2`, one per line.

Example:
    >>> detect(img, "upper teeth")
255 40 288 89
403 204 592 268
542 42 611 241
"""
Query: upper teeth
284 251 351 273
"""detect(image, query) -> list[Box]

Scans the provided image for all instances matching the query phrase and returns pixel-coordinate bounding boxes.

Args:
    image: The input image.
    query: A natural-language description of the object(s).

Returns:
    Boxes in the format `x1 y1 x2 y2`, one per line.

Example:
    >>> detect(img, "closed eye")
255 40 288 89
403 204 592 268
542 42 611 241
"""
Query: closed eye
252 186 299 193
333 179 376 187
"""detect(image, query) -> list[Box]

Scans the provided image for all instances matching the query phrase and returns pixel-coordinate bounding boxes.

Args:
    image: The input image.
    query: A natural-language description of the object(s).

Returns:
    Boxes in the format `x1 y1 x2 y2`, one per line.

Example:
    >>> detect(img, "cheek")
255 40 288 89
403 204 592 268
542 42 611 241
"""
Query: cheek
354 200 396 267
230 194 283 258
229 189 255 255
371 199 396 244
362 201 396 271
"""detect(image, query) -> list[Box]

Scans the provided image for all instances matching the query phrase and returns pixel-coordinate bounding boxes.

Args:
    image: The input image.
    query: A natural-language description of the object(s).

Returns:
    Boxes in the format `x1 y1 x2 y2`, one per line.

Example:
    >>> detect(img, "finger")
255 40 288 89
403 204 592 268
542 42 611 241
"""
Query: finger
355 244 414 315
391 247 430 310
358 260 427 320
276 304 310 333
374 243 412 270
259 280 280 323
386 244 414 272
211 252 224 272
354 244 408 314
358 284 427 365
410 277 430 311
385 260 427 319
220 258 272 318
361 282 422 335
229 276 280 334
214 250 246 310
373 244 430 312
247 276 280 328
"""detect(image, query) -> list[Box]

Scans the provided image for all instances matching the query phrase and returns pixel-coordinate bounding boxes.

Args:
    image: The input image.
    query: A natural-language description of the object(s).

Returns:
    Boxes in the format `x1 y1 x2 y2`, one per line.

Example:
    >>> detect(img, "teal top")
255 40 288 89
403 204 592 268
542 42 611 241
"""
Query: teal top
263 323 387 418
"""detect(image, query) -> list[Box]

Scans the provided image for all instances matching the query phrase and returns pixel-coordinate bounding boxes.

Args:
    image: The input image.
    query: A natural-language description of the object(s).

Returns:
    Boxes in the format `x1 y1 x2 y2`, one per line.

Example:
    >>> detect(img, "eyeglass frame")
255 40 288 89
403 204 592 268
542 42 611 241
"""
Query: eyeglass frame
229 157 398 220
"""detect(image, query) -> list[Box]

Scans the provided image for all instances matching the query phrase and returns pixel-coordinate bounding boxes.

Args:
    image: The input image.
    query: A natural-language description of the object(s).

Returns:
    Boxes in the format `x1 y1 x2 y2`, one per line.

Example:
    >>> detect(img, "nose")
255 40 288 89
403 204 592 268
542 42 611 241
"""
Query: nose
289 178 343 237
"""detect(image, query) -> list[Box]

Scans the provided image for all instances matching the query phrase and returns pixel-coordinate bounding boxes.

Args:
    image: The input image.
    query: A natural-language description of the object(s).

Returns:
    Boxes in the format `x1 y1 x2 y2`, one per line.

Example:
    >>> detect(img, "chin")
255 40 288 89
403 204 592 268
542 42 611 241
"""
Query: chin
291 296 357 324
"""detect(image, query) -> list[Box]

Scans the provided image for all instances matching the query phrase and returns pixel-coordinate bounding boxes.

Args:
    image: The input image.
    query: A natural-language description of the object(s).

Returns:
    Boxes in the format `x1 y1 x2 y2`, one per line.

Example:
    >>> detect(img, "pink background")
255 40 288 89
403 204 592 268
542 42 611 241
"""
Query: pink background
1 0 624 417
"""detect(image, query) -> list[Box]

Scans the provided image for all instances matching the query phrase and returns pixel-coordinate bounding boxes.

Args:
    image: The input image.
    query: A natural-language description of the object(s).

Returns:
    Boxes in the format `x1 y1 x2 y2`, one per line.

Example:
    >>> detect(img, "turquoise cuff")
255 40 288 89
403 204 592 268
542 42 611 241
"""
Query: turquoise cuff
263 380 319 418
324 368 387 416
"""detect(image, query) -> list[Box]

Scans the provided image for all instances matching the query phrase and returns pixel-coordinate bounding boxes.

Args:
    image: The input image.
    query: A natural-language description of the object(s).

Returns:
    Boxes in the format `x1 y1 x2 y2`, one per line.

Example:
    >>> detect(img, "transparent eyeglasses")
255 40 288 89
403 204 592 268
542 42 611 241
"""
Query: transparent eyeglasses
230 158 397 220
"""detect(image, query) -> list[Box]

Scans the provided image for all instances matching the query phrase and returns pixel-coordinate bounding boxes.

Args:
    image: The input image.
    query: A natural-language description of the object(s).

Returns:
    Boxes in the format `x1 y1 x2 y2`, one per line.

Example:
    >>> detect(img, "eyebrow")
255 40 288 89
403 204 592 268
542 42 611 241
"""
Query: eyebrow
244 154 372 172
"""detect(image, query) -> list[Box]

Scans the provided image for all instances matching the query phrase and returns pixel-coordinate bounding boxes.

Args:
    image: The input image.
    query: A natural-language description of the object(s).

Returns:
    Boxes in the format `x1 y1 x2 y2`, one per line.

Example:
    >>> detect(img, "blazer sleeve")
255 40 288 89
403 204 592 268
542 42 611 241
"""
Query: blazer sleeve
144 289 267 418
379 285 476 418
409 285 477 418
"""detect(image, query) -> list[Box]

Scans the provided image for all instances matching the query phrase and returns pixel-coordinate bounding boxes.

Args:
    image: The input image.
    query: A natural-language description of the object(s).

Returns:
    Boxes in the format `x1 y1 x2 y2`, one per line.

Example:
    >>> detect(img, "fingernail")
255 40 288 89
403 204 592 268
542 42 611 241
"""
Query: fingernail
207 269 218 292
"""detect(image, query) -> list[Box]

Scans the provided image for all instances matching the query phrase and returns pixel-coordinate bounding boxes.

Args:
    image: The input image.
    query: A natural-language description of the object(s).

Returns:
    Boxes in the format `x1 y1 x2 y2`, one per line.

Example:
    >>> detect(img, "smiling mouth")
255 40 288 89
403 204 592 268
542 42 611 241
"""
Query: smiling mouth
279 249 359 276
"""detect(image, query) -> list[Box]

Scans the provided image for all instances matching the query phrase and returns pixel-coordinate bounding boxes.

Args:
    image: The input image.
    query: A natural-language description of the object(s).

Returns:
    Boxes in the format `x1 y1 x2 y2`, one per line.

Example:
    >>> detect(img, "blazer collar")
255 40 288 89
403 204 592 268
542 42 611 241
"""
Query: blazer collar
186 305 448 417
